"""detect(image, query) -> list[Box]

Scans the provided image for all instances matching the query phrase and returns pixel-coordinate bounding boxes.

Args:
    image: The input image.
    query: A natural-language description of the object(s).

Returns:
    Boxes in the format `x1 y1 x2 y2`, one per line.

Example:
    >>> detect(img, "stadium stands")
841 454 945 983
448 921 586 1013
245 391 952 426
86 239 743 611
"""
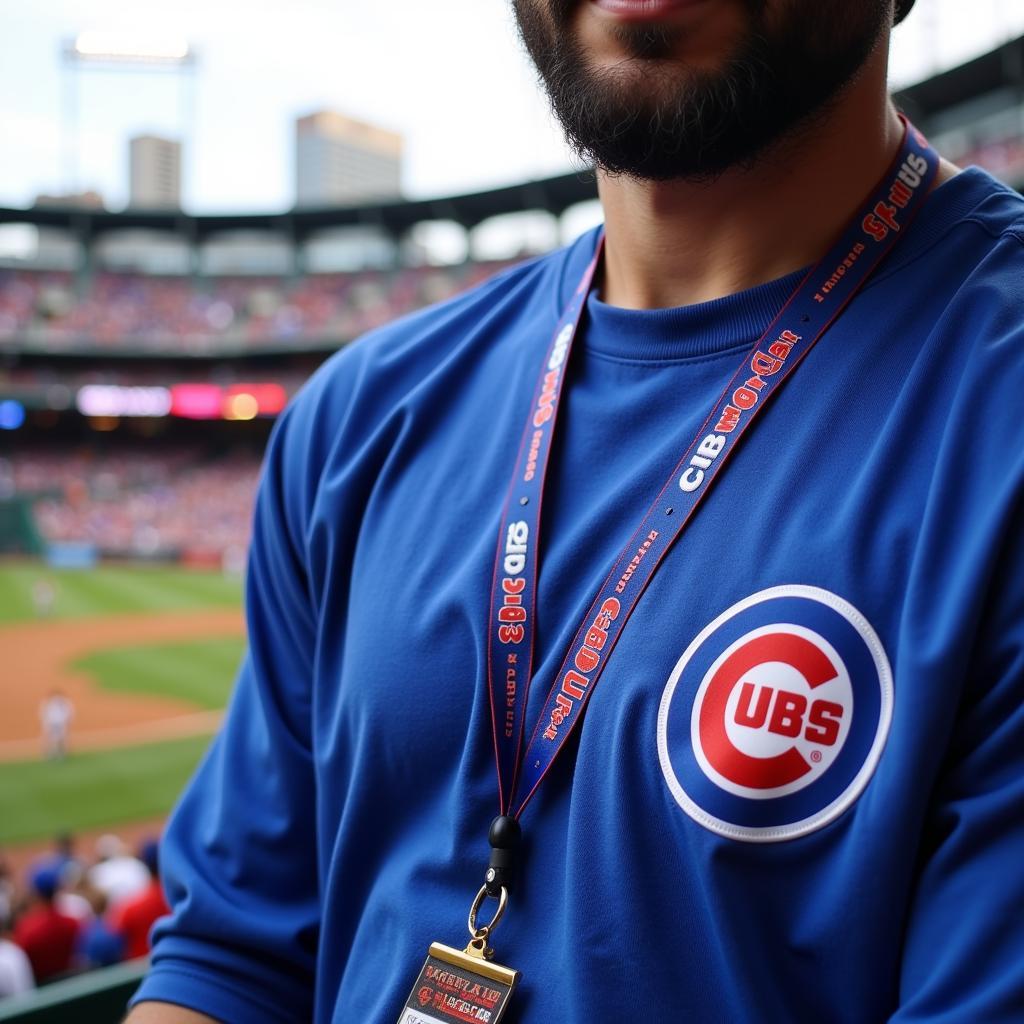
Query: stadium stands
7 449 260 563
0 260 519 353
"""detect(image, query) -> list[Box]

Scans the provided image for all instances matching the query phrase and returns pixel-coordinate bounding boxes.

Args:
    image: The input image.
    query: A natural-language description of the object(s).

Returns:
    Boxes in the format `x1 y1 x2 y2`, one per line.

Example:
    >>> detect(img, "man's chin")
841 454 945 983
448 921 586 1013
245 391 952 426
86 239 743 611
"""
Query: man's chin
517 0 892 181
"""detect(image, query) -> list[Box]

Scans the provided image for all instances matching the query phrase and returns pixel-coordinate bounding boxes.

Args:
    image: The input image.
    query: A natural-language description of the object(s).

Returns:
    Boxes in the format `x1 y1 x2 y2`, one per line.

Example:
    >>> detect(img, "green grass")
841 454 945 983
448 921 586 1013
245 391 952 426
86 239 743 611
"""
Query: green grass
0 562 243 626
0 735 215 845
0 562 245 844
73 636 245 710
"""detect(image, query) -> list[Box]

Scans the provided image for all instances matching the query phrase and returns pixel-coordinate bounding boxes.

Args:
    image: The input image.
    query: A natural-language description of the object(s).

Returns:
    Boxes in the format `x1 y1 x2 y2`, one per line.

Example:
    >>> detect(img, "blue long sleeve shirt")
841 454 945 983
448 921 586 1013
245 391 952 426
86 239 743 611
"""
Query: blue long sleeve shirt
135 166 1024 1023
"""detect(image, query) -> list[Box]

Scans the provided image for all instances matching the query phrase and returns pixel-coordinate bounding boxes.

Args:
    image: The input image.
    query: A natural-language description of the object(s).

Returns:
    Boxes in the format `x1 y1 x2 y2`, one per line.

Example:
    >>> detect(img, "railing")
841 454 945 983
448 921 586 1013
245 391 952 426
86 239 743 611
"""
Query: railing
0 959 147 1024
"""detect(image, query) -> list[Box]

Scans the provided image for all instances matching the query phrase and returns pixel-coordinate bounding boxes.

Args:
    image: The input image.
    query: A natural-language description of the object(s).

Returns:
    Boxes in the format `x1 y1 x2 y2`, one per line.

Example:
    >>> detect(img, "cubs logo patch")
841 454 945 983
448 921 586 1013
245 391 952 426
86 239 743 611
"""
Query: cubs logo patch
657 585 892 842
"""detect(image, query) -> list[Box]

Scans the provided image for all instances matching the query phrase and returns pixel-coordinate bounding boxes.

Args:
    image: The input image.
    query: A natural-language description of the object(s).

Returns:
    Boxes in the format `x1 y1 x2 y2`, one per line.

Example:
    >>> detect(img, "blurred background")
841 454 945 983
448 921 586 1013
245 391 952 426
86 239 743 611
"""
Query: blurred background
1 0 1023 1015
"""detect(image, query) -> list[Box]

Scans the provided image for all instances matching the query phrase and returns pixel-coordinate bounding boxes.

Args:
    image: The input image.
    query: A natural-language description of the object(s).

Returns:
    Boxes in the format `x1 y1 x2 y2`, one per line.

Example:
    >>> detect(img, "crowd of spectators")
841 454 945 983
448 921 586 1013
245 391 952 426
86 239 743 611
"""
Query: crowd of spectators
955 134 1024 181
0 259 518 353
7 447 261 561
0 832 168 999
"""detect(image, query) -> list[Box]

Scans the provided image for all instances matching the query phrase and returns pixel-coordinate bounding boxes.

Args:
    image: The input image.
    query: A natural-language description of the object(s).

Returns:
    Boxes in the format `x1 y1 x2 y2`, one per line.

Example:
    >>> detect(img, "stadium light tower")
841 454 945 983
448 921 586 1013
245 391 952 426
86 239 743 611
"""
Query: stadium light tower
61 31 198 206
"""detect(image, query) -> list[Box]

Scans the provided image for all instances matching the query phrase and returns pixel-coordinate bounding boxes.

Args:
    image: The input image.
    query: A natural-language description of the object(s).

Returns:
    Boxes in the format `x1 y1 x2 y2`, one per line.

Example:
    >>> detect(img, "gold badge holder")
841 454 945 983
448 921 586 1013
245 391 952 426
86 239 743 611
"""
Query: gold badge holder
397 885 520 1024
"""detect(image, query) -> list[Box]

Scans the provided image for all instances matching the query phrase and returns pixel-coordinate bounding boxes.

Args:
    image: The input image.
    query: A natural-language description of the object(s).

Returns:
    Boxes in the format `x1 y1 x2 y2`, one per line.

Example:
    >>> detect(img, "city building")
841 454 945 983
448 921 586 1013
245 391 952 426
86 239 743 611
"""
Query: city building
34 190 106 209
295 110 403 206
129 134 182 209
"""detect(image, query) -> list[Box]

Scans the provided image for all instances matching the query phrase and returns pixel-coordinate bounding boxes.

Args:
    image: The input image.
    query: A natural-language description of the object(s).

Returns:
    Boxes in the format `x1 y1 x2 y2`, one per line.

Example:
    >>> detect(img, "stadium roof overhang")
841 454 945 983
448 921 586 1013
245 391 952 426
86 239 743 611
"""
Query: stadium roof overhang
0 169 598 242
894 33 1024 124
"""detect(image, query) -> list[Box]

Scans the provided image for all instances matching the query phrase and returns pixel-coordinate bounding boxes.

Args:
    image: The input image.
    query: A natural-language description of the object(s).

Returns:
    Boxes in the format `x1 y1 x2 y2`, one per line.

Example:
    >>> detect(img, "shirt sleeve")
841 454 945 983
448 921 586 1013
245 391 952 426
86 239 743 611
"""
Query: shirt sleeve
891 485 1024 1021
130 402 321 1024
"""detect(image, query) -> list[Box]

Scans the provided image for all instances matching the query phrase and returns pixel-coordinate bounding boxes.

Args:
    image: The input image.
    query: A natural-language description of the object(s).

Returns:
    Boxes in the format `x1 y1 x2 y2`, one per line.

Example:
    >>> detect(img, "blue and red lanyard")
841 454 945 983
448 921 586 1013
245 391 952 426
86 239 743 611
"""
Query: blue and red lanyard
487 120 939 822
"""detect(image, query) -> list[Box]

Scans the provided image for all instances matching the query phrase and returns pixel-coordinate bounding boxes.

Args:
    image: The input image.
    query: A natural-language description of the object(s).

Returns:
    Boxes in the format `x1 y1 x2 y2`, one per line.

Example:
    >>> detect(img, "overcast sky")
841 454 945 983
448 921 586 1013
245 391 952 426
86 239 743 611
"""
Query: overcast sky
2 0 1023 214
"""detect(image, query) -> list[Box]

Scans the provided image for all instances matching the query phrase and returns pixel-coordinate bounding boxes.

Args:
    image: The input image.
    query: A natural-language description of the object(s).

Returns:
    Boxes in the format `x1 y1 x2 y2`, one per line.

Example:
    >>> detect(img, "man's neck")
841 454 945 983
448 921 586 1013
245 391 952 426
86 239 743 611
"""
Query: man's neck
598 44 943 310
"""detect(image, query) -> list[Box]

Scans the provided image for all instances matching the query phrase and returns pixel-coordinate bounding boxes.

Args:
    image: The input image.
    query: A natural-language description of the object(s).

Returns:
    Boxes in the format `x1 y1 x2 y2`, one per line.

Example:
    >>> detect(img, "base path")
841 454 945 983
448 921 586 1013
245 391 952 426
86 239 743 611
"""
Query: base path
0 608 244 761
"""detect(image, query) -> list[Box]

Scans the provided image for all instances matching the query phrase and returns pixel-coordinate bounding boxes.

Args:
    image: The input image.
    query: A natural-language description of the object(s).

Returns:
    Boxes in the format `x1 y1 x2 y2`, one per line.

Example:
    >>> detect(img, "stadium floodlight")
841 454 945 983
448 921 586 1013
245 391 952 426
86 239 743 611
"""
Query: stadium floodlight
69 31 193 66
60 30 198 203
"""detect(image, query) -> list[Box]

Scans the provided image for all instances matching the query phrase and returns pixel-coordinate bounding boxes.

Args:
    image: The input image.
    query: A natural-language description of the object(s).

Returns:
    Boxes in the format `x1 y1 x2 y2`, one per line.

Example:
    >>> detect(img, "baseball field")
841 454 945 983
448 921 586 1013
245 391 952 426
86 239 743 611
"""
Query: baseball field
0 561 247 850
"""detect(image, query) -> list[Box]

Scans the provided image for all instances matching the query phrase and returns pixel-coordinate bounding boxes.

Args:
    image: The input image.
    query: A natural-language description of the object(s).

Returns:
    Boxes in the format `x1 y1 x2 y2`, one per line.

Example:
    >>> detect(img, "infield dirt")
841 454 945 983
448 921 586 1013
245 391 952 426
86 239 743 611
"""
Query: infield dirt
0 608 244 761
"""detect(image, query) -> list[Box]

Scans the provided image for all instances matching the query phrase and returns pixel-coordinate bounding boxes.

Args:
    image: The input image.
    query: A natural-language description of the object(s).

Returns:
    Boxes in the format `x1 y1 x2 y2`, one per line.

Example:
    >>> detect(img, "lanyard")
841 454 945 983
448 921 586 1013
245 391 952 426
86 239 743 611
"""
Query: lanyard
480 120 939 896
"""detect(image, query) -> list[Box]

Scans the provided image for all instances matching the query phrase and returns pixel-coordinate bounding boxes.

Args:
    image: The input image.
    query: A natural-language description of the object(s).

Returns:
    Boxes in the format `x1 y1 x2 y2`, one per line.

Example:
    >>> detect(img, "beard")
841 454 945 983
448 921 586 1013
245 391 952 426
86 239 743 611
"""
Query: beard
512 0 891 181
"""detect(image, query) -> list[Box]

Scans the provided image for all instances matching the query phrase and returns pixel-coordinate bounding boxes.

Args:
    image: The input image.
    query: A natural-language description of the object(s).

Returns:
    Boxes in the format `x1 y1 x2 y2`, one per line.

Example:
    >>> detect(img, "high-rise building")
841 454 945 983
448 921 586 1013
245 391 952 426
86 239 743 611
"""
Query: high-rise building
129 134 182 209
295 111 403 206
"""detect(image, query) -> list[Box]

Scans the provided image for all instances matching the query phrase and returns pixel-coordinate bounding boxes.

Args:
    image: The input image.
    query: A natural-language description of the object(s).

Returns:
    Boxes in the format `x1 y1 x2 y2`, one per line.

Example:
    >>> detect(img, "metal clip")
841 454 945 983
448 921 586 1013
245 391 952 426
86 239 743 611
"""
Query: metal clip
464 883 508 960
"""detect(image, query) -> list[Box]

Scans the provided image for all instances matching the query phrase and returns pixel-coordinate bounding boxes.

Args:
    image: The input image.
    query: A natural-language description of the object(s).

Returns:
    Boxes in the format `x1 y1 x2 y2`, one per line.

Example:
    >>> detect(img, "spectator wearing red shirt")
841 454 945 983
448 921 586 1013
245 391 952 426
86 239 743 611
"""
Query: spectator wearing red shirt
109 840 169 960
13 866 79 983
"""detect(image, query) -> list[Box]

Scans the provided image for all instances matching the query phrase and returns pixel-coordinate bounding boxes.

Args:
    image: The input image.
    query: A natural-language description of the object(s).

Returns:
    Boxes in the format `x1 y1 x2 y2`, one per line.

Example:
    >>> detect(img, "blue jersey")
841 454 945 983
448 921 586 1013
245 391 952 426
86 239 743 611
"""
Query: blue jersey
134 167 1024 1023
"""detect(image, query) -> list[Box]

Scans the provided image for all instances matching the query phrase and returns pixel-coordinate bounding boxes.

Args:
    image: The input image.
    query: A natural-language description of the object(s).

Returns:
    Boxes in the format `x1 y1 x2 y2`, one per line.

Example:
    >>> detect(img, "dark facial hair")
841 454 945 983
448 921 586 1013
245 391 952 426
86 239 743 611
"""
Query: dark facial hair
513 0 891 181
